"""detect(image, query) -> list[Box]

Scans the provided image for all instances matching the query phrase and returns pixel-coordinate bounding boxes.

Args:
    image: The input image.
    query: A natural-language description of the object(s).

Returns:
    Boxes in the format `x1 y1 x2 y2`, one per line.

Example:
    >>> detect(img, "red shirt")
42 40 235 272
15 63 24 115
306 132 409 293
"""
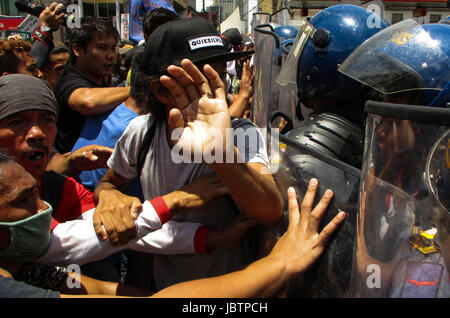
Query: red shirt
38 173 95 230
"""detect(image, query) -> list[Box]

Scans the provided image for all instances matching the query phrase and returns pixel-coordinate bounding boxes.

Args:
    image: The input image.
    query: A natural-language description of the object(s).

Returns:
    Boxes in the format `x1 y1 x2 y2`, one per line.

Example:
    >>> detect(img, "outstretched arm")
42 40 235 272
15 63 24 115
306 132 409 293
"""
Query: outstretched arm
59 179 345 298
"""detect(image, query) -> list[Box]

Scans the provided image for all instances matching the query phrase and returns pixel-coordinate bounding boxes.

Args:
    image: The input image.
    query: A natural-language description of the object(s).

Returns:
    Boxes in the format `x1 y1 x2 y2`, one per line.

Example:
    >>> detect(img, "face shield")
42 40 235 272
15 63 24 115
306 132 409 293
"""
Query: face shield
276 19 315 88
339 19 450 106
351 101 450 298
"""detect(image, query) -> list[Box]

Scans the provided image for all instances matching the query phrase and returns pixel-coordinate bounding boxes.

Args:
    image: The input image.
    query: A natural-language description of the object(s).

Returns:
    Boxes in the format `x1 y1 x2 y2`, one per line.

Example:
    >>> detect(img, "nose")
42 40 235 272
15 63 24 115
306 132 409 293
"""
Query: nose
37 69 44 79
26 124 47 142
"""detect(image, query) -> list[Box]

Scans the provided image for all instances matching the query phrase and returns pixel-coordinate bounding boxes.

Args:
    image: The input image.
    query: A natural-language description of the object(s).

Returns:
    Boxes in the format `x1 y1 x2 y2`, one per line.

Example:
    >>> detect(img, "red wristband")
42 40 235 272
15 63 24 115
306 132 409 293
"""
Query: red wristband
149 196 171 224
194 225 213 254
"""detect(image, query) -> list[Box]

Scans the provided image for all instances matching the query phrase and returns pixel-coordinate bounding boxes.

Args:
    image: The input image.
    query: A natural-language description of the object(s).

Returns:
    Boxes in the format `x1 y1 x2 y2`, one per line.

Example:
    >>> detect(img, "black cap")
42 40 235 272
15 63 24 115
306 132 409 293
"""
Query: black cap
222 28 244 46
142 18 254 76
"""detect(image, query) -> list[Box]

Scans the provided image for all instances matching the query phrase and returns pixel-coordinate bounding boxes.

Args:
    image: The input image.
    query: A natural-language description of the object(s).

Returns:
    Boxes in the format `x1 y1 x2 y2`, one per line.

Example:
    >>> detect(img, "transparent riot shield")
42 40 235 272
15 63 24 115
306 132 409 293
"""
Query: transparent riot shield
250 24 279 144
271 7 291 27
271 38 299 131
350 101 450 298
251 12 270 39
270 131 361 297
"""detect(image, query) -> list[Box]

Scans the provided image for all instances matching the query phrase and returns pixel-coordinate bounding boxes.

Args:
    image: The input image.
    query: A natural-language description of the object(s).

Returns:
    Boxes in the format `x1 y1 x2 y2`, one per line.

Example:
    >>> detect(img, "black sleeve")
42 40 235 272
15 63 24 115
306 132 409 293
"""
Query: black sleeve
31 37 51 70
53 71 92 111
0 276 60 298
30 27 55 70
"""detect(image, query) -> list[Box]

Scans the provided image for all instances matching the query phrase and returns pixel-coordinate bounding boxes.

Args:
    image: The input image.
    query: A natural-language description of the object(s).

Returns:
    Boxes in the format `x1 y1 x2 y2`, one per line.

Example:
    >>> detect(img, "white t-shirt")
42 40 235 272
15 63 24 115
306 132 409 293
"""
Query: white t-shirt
108 115 270 290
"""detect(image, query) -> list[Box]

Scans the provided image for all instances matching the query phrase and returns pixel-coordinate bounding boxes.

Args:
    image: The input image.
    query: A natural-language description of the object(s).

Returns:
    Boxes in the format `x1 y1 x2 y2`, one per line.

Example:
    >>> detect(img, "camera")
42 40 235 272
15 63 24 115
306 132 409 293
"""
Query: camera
15 0 77 28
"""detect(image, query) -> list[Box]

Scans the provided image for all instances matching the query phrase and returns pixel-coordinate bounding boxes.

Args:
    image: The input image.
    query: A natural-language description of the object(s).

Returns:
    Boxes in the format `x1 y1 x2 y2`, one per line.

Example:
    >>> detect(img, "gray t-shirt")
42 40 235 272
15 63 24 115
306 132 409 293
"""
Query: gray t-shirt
108 115 270 289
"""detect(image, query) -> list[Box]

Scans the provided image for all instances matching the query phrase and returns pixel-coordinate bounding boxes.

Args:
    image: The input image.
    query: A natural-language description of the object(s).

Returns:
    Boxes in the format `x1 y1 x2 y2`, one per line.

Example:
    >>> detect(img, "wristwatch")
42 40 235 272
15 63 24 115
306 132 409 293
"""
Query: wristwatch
40 25 52 32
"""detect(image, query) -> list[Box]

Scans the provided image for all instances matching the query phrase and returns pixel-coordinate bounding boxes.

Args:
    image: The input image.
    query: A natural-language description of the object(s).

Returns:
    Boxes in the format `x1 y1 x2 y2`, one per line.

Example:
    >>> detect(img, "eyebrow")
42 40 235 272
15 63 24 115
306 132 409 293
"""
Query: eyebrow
12 181 38 204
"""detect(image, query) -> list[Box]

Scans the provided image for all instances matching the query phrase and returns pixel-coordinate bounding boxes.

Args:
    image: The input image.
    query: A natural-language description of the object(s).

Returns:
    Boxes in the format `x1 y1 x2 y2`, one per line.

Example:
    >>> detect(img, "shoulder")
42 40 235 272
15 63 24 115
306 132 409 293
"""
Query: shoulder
121 114 154 139
54 65 94 95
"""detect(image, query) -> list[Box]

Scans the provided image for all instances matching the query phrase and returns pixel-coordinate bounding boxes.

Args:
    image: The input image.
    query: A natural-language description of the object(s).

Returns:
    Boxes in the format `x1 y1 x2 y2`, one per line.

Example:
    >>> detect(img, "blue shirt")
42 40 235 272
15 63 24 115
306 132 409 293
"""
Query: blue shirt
71 102 143 200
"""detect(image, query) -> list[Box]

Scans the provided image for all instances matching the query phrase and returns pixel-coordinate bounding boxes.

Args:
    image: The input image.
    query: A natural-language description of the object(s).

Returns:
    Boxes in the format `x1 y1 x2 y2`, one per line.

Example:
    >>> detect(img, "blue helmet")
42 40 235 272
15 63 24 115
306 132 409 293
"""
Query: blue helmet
421 23 450 107
339 20 449 108
296 5 389 106
273 25 298 58
274 25 298 42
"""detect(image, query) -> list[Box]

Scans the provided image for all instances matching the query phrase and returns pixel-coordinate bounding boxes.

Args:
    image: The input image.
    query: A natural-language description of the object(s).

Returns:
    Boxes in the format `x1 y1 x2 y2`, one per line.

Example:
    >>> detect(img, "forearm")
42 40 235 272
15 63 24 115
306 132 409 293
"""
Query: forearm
37 199 172 266
60 273 151 297
228 93 251 118
209 149 283 227
70 87 130 116
46 152 81 178
153 255 289 298
94 170 128 203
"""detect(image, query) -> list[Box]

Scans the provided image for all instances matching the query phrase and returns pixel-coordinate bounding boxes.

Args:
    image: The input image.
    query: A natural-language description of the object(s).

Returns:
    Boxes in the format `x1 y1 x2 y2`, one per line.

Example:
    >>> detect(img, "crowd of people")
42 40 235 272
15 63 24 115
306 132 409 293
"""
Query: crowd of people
0 2 448 299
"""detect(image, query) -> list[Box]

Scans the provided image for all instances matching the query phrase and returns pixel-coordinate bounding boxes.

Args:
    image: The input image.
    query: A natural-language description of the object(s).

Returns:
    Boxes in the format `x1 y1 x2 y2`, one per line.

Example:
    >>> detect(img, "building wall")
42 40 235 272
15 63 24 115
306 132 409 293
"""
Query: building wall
385 8 450 23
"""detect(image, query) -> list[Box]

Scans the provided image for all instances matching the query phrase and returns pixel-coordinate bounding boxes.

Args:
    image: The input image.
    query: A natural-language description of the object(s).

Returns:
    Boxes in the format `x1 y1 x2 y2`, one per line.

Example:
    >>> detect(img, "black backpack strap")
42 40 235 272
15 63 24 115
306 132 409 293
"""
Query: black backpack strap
136 116 158 177
41 170 66 217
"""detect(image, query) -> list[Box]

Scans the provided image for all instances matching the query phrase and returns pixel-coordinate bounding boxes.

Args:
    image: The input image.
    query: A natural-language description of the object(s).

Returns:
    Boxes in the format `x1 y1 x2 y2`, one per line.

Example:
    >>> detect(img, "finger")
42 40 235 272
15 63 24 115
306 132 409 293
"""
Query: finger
166 64 200 102
299 178 319 226
56 12 65 20
180 59 212 97
203 64 226 102
93 212 107 241
167 108 185 134
307 189 334 235
111 213 129 245
287 187 300 231
48 2 59 11
317 211 346 246
160 75 190 108
102 213 120 245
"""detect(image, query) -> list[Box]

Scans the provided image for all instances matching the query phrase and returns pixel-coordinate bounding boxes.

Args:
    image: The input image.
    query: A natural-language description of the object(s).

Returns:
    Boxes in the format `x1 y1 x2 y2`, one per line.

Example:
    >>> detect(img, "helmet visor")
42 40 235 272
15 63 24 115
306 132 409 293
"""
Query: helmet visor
338 19 450 96
276 19 315 87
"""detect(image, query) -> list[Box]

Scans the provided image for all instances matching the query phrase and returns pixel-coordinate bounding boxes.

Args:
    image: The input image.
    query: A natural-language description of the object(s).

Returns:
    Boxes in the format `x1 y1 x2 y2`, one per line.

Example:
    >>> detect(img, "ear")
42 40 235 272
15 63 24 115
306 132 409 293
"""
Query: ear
1 72 10 76
150 80 171 104
0 227 11 251
72 43 82 58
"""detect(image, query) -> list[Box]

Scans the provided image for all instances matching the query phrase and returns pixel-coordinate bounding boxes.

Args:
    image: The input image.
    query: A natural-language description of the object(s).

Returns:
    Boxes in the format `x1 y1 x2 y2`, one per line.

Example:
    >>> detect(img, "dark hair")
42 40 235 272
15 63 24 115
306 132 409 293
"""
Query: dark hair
0 39 32 74
129 50 148 106
66 16 120 61
50 45 69 57
142 7 178 38
43 45 69 69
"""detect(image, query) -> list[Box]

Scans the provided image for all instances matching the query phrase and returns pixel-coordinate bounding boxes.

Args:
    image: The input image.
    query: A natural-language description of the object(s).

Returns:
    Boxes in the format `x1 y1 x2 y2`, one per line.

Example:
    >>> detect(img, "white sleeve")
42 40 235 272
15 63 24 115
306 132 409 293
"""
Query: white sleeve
36 200 169 266
130 220 201 255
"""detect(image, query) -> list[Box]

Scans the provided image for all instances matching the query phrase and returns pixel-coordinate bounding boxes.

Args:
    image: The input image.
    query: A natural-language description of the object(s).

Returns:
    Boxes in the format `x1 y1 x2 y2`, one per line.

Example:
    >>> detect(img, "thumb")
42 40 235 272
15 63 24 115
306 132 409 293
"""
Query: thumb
168 108 185 132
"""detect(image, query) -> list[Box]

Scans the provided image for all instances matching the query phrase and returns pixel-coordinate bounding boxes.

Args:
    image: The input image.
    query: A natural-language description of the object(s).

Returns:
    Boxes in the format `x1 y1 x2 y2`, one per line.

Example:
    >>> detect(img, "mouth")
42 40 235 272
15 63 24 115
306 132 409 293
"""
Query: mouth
24 149 48 164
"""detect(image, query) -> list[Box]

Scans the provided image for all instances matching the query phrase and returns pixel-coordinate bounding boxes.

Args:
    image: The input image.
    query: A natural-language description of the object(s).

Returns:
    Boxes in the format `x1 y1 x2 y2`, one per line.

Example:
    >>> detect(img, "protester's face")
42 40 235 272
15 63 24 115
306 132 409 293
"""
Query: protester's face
75 33 118 81
158 60 228 109
0 161 47 251
209 61 227 85
0 110 56 180
14 51 43 79
43 52 69 87
0 161 45 222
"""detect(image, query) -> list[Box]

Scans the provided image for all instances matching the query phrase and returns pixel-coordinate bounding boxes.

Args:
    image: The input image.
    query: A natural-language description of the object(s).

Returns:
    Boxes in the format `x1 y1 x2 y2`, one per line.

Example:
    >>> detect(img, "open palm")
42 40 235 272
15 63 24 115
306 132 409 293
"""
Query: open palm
160 59 232 162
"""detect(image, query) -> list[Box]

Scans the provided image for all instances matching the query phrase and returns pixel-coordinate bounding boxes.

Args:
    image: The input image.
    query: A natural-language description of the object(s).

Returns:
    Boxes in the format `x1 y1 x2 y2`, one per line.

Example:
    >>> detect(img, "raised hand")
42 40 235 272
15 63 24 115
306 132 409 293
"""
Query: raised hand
160 59 232 163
